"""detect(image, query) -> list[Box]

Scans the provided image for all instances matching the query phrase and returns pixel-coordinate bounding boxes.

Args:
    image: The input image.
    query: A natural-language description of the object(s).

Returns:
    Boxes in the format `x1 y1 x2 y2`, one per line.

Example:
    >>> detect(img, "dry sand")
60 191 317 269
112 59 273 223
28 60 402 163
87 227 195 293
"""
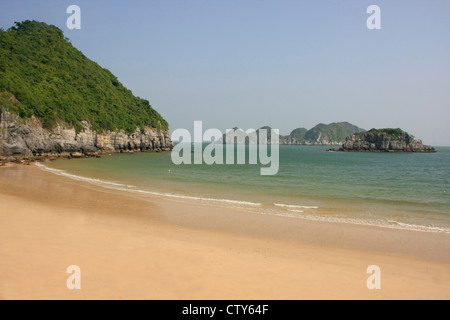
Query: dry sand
0 164 449 299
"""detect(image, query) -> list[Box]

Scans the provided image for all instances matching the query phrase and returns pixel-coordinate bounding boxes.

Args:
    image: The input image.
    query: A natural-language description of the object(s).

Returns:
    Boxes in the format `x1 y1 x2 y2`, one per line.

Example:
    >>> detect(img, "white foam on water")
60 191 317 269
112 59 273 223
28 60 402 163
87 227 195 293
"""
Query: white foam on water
387 220 450 234
35 162 130 188
270 209 450 234
36 162 450 234
274 203 319 209
287 209 304 213
36 162 262 207
127 188 262 206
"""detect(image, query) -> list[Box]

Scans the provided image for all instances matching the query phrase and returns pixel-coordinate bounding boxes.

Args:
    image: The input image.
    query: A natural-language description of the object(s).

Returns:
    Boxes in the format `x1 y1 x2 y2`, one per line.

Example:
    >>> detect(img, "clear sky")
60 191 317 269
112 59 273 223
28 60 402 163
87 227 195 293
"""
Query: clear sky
1 0 449 145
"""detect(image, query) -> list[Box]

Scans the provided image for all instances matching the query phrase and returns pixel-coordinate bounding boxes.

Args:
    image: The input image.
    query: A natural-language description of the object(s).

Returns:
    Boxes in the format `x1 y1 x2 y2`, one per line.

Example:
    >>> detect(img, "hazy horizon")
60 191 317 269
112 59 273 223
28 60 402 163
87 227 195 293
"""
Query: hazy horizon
1 0 449 145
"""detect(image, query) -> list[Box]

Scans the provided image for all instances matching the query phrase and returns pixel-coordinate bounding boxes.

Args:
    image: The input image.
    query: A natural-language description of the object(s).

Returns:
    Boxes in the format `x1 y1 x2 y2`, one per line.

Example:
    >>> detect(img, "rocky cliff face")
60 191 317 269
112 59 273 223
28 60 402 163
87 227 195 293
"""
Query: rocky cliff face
340 131 435 152
279 135 343 146
0 107 173 162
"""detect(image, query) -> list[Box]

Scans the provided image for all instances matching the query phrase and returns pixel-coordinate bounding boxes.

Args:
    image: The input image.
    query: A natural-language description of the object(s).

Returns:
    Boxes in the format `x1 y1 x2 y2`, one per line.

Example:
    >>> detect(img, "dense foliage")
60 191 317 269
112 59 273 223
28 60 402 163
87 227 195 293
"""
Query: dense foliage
0 20 168 133
368 128 405 139
289 127 307 139
302 122 365 142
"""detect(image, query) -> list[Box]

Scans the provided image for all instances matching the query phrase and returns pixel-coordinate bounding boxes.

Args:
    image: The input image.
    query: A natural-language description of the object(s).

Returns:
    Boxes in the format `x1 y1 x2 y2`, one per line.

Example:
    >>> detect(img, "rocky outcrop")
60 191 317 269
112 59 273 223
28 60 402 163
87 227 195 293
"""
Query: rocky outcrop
340 130 435 152
0 107 173 163
280 135 344 146
219 127 280 145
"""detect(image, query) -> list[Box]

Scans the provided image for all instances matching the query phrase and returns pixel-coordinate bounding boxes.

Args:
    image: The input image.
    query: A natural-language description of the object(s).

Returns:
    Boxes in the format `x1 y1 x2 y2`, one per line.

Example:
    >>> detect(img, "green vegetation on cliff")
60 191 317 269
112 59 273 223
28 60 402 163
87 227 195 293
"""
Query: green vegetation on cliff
0 20 168 133
289 127 308 139
367 128 405 140
304 122 365 142
283 122 365 144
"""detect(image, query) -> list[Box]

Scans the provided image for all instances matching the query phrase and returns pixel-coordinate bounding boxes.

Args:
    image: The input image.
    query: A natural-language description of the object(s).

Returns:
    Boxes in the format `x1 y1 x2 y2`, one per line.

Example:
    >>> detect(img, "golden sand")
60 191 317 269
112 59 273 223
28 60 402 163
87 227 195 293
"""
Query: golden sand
0 164 449 299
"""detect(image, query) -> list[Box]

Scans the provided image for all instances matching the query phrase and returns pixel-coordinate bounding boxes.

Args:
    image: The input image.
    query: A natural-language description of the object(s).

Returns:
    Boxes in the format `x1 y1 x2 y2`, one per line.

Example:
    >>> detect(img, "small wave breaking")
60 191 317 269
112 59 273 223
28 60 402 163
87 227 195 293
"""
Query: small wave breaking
35 162 450 234
36 162 262 207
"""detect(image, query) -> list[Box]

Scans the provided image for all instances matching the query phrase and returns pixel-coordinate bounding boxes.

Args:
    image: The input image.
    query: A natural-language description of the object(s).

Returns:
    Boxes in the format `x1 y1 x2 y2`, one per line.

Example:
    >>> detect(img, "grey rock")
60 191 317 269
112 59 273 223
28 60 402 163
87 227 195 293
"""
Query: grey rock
340 131 436 153
0 106 173 161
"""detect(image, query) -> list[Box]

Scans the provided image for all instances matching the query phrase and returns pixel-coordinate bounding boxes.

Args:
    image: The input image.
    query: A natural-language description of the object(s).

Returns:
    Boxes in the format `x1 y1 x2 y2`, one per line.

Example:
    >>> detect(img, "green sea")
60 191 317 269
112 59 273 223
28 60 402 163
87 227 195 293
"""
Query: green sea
38 145 450 234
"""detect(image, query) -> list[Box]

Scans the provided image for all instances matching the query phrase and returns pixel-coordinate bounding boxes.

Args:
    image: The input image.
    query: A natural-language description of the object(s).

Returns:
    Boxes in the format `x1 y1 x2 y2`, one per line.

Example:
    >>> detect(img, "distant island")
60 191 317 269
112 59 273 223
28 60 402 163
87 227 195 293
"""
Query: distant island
222 125 436 153
338 128 436 153
221 122 366 146
280 122 365 146
0 21 172 164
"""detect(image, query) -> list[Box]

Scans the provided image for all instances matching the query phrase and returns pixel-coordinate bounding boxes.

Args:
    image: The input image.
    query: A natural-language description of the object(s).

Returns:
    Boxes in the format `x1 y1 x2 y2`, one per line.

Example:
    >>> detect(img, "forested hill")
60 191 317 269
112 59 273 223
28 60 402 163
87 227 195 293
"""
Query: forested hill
0 20 168 133
280 122 366 145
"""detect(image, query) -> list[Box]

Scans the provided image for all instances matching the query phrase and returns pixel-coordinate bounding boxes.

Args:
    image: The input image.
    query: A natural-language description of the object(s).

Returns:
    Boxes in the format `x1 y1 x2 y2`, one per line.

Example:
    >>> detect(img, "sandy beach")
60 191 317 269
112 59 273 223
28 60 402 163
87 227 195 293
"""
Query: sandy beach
0 163 449 300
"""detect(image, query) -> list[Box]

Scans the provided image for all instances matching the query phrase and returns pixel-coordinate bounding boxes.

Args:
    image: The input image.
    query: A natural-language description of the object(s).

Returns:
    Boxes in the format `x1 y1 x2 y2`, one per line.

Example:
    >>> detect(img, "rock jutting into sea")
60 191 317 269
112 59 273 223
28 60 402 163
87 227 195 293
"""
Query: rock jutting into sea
0 107 173 164
339 129 436 153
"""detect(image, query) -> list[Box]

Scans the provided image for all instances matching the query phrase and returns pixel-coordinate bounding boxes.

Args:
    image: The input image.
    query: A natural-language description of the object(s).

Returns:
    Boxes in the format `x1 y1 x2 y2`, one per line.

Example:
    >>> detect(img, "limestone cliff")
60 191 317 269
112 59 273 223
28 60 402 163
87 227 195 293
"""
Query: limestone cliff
0 107 173 163
340 129 435 153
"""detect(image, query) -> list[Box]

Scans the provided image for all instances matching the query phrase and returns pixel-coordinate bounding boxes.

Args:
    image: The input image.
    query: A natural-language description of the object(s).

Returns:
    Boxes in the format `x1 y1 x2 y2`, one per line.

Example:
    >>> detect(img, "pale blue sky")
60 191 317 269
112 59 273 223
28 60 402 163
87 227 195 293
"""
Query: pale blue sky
1 0 449 145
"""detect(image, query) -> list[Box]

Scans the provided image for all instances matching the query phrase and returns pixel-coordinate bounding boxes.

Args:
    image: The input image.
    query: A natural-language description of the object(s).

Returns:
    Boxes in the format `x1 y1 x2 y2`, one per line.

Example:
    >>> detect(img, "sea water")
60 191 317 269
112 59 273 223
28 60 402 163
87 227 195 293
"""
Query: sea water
38 145 450 233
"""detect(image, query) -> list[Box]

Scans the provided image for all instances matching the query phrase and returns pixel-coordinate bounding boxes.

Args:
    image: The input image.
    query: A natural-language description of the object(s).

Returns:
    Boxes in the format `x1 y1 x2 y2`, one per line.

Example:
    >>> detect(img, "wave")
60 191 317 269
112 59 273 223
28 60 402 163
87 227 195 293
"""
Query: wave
126 188 262 206
35 162 133 188
387 220 450 234
36 162 450 234
270 210 450 234
274 203 319 209
35 162 262 207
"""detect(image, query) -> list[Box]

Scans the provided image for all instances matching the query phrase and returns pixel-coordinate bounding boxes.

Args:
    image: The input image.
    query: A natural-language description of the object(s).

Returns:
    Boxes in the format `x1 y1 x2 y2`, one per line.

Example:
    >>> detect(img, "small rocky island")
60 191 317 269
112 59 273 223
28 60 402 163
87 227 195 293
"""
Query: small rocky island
339 128 436 153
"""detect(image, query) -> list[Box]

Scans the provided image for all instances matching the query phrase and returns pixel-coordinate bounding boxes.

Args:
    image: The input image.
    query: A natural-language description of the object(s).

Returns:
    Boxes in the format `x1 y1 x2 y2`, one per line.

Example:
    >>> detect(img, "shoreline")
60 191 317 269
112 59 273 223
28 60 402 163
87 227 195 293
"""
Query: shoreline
0 164 449 299
36 158 450 236
0 147 172 166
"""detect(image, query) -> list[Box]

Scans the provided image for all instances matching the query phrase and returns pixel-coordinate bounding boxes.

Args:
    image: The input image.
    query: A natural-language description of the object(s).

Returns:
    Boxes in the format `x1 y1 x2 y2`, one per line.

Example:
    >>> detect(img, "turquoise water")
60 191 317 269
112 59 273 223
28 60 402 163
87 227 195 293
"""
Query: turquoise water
39 146 450 233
